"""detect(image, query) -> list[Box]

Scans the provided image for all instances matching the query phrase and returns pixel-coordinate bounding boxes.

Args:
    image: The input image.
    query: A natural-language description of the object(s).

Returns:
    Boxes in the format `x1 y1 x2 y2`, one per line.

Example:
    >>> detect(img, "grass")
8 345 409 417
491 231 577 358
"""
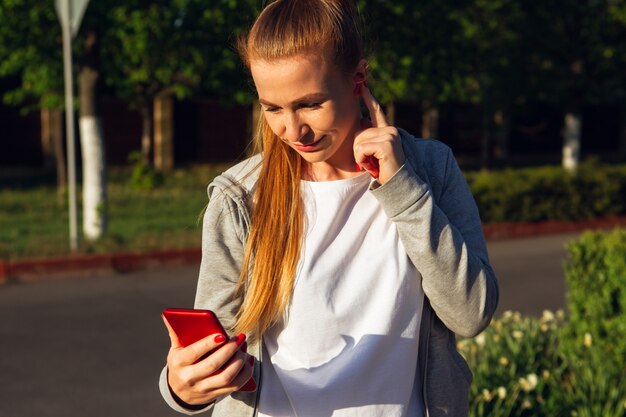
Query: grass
0 164 233 260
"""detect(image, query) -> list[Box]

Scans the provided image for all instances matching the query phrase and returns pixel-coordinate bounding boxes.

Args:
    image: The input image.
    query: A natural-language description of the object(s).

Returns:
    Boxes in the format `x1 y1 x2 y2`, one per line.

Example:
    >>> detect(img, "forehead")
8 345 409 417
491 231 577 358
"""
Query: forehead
250 54 345 102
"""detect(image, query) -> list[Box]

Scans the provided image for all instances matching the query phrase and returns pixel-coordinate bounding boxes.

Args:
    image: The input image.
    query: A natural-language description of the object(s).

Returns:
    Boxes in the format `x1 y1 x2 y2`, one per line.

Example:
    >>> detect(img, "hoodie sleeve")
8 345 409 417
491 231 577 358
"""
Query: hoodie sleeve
371 142 498 337
159 181 247 415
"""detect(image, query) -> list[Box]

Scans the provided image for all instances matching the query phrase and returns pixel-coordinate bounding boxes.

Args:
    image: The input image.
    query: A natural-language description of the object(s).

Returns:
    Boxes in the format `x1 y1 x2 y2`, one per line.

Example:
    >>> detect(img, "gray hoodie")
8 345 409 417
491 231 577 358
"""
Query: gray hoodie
160 130 499 416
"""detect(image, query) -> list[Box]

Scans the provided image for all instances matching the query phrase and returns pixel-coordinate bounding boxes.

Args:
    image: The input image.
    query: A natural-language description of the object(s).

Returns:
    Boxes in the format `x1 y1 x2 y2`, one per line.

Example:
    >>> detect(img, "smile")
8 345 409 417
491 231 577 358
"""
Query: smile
294 136 325 152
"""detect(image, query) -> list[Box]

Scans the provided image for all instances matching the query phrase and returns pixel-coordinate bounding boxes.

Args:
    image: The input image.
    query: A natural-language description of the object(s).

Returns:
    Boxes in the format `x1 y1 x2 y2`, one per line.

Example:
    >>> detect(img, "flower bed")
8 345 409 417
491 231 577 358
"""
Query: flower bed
461 229 626 416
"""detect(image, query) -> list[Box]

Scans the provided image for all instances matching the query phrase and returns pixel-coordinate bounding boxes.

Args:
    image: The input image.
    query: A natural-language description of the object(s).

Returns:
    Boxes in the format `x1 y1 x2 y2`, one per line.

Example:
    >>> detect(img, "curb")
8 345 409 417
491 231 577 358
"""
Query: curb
0 248 201 283
2 216 626 283
482 215 626 240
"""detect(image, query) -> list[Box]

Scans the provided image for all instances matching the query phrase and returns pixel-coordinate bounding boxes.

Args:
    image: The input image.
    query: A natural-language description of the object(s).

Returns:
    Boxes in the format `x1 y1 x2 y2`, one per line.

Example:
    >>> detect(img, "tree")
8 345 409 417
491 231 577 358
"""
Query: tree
0 0 110 242
521 0 626 171
102 0 257 169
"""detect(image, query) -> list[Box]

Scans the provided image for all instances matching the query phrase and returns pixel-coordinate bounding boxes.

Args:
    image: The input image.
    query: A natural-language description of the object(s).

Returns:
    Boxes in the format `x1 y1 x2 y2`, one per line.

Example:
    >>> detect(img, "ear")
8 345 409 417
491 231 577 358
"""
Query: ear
353 59 369 83
352 59 369 95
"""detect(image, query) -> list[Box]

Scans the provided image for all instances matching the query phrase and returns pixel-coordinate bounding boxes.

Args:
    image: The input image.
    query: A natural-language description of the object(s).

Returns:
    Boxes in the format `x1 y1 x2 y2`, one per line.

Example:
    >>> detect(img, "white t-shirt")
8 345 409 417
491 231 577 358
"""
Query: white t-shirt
258 172 425 417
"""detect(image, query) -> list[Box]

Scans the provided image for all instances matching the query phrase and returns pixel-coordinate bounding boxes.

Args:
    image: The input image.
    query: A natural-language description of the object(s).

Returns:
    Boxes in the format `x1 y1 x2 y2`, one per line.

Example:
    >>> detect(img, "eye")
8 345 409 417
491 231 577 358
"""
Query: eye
262 106 280 113
299 102 322 110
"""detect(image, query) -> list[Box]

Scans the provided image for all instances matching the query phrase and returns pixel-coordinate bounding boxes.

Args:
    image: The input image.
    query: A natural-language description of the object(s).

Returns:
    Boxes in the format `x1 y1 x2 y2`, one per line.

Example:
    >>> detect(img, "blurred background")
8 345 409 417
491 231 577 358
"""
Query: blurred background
1 1 625 416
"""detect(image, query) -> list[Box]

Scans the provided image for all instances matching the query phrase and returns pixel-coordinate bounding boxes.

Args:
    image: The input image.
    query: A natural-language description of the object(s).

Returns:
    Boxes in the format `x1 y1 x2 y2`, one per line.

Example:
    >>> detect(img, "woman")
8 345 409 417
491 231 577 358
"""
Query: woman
160 0 498 415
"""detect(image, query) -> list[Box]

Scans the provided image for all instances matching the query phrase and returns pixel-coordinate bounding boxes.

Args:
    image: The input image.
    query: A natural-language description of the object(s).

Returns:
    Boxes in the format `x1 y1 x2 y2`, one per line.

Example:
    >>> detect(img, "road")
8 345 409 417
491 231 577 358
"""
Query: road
0 232 579 417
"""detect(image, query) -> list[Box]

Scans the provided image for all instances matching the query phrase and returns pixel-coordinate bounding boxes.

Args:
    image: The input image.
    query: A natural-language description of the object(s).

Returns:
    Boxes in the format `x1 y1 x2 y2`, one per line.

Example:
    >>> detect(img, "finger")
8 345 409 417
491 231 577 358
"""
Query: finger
195 334 247 376
173 332 227 367
162 314 182 349
199 353 256 394
360 85 388 128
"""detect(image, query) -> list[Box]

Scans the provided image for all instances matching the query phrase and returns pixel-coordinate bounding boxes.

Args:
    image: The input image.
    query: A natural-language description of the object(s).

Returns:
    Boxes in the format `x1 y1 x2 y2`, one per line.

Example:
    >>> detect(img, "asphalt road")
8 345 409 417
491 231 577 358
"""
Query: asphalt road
0 232 579 417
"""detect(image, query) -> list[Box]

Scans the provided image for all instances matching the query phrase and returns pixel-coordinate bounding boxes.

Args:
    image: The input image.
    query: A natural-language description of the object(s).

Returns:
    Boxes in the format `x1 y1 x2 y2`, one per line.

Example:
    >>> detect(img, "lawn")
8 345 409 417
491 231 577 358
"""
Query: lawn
0 164 232 260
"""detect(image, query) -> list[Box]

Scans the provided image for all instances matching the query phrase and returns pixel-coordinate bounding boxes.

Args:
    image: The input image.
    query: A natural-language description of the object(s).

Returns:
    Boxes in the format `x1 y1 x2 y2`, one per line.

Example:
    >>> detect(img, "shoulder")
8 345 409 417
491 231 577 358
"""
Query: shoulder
398 128 454 193
208 154 262 199
399 128 452 166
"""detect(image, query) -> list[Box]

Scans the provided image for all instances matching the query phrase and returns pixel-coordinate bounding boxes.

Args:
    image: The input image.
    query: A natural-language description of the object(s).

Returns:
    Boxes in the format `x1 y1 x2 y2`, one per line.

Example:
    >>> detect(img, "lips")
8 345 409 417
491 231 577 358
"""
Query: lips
294 136 324 152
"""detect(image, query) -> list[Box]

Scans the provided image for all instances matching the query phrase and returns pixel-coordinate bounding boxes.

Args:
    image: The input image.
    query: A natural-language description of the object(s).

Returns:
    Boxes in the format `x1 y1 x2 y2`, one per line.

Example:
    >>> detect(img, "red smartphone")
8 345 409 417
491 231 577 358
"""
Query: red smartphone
162 308 256 392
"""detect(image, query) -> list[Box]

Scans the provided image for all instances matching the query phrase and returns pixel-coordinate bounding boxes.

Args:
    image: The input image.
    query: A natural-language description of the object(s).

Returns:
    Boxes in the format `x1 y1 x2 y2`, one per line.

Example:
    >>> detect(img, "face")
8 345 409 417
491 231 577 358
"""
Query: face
250 52 363 179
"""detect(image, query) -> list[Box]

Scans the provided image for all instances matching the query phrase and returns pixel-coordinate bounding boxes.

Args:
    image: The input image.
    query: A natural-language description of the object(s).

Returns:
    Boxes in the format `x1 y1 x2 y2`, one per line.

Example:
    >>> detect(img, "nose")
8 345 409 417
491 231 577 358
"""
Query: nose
281 112 309 143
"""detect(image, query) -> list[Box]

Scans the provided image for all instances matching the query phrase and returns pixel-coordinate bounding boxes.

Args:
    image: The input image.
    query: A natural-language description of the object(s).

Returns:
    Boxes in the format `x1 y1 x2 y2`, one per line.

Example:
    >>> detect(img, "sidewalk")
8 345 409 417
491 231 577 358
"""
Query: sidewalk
2 215 626 282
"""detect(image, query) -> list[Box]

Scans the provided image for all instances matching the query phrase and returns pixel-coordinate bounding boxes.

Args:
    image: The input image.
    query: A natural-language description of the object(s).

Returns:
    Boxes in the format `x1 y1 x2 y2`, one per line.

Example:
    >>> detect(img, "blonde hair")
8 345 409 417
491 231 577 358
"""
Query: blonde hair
233 0 365 341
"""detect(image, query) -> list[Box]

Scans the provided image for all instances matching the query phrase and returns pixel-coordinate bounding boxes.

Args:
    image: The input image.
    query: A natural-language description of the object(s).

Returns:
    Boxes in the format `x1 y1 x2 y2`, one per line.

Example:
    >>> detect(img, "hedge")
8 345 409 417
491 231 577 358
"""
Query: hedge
460 228 626 416
466 162 626 223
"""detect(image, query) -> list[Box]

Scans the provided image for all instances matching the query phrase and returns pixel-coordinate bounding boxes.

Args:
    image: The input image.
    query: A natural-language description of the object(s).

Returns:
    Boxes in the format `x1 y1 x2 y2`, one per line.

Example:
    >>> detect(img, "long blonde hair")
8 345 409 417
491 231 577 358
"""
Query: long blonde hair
234 0 365 341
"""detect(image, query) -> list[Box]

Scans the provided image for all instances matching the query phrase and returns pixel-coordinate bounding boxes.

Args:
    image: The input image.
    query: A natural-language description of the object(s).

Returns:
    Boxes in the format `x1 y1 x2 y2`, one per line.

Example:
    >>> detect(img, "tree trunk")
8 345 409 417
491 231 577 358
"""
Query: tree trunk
481 109 491 172
619 107 626 159
493 110 510 163
154 94 174 172
79 30 107 241
41 108 66 201
140 99 154 165
562 112 582 172
249 101 262 156
421 101 439 139
385 101 396 125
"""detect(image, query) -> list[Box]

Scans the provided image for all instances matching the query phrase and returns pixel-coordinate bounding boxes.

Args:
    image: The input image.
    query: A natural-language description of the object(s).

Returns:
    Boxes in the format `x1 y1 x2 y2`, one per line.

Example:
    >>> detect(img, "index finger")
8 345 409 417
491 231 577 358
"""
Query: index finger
360 84 388 128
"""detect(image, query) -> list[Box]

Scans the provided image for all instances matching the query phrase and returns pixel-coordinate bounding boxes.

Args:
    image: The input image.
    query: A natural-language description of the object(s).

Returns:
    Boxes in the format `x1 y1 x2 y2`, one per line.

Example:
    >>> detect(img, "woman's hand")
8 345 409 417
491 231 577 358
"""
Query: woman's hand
163 317 256 407
354 85 405 184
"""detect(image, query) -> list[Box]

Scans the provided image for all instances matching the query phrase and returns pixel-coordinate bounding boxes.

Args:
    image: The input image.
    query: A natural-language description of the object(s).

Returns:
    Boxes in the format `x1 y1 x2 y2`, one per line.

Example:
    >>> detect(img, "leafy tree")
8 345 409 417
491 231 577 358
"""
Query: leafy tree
520 0 626 170
102 0 257 166
0 0 111 242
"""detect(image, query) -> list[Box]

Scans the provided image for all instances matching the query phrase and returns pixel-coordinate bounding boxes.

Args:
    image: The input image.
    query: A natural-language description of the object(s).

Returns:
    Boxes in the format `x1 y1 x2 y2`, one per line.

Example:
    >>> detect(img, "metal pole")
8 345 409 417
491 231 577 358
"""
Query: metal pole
62 0 78 251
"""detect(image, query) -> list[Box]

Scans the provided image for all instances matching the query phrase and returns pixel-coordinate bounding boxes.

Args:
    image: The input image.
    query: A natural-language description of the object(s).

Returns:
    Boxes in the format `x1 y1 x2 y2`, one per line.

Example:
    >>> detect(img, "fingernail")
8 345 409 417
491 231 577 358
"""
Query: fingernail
248 356 255 366
235 333 246 346
214 334 226 343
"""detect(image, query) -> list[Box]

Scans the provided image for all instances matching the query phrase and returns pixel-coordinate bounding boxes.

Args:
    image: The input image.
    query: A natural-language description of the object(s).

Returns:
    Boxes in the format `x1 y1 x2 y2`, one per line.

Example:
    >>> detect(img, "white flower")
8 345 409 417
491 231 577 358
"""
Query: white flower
584 333 593 347
540 323 550 332
512 330 524 340
542 370 550 380
482 388 493 402
541 310 555 322
475 334 486 346
502 310 514 320
519 374 538 392
499 356 510 366
497 386 507 399
522 399 532 409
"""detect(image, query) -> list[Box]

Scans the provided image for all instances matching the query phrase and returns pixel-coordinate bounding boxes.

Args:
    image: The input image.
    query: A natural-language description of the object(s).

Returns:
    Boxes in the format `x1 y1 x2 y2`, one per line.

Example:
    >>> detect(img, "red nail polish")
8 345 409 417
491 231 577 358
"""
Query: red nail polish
235 333 246 346
214 334 225 343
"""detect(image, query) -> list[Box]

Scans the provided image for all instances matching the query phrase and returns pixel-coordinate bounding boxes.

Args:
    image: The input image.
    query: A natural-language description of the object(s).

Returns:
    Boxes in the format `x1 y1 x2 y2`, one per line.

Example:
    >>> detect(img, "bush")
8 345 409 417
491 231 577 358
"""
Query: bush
563 228 626 365
461 229 626 416
466 161 626 223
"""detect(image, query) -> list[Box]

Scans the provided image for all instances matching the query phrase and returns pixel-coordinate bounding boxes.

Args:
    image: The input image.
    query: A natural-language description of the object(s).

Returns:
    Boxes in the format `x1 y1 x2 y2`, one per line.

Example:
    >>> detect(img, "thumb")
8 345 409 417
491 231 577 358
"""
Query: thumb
161 314 182 349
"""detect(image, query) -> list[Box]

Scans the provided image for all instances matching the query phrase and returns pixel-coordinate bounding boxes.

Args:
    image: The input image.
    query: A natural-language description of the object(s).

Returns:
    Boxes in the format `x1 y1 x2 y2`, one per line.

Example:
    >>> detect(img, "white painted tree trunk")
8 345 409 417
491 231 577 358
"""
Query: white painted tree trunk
79 115 107 240
562 113 582 172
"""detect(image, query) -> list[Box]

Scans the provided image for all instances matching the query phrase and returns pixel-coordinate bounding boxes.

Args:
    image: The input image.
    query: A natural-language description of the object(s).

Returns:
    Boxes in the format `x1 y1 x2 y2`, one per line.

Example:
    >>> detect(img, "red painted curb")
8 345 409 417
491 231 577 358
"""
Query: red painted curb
2 216 625 281
1 248 201 281
482 215 626 240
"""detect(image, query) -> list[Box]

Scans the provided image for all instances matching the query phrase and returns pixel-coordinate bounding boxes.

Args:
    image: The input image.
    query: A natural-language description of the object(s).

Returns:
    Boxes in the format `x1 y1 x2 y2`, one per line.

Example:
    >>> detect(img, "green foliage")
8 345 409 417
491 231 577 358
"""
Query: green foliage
0 164 229 260
463 229 626 416
563 228 626 363
467 162 626 223
127 151 164 190
0 0 63 111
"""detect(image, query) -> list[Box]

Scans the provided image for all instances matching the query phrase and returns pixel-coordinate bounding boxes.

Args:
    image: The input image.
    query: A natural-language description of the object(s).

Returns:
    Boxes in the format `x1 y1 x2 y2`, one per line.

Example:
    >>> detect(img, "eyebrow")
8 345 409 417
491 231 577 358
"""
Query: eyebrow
258 92 328 108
